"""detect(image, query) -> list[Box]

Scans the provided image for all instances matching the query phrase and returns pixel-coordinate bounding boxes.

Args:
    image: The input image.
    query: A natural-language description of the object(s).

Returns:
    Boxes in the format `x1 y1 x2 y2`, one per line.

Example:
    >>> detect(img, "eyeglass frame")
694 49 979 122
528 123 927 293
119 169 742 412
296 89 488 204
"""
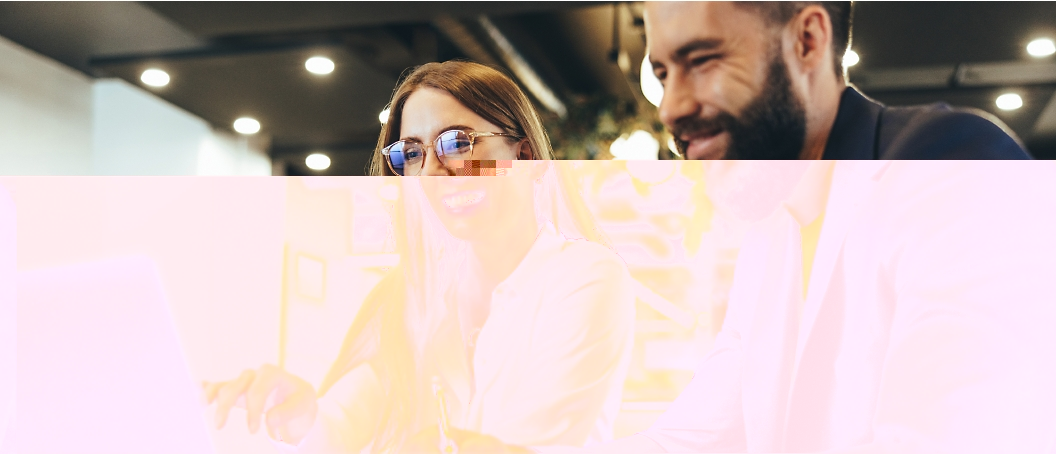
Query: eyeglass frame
381 129 525 176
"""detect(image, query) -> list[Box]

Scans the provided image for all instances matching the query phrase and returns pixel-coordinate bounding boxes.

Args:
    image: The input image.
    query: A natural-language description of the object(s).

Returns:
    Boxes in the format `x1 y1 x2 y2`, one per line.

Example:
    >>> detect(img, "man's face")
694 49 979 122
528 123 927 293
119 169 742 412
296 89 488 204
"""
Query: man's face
645 2 807 160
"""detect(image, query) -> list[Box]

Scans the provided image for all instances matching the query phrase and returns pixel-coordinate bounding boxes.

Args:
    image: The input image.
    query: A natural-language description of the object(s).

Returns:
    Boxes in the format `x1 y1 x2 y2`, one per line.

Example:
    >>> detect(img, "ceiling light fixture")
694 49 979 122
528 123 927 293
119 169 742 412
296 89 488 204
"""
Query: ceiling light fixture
640 56 664 107
233 117 261 134
379 108 391 124
843 50 860 67
140 69 170 87
306 153 331 170
1027 38 1056 57
305 56 335 75
995 93 1023 111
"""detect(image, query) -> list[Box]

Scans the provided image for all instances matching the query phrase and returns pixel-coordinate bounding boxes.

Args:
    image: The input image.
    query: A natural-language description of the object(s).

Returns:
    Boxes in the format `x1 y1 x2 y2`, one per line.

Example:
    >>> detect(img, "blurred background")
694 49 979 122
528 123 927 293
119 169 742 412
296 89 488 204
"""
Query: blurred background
1 163 746 451
1 1 1055 176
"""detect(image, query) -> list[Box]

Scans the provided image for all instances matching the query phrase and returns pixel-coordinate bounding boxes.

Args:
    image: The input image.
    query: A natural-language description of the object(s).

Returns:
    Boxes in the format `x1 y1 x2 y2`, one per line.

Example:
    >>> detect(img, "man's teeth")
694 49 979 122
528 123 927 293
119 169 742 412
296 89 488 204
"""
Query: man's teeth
444 192 484 209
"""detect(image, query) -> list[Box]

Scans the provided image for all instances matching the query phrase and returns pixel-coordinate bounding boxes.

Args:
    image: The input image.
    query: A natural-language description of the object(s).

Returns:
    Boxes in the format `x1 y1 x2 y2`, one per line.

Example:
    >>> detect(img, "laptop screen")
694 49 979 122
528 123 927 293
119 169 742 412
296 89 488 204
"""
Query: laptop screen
10 256 214 453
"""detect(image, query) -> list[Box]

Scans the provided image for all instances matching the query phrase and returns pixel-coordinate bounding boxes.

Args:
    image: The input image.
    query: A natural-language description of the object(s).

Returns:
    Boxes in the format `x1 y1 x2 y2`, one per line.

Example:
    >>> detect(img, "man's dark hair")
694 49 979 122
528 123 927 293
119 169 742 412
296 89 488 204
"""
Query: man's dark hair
737 2 853 78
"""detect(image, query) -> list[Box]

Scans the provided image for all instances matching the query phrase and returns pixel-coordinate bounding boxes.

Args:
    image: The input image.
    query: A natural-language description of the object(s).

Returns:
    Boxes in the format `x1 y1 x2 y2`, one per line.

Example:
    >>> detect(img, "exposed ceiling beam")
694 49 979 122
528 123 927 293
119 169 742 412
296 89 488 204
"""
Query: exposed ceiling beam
0 2 202 75
1033 92 1056 137
143 2 595 38
852 61 1056 92
477 16 568 118
88 24 439 82
431 15 500 68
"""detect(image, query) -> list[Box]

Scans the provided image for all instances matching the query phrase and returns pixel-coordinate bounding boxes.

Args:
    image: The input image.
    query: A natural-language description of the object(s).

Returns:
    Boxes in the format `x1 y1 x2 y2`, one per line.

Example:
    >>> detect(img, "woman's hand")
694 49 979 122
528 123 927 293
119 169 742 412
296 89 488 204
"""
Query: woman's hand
404 425 535 454
202 364 318 445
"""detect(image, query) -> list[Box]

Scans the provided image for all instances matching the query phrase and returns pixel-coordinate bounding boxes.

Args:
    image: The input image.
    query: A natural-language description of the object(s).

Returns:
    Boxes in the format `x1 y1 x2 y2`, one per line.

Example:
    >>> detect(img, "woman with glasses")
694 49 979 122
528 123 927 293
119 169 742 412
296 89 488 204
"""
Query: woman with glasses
205 61 636 454
373 60 552 176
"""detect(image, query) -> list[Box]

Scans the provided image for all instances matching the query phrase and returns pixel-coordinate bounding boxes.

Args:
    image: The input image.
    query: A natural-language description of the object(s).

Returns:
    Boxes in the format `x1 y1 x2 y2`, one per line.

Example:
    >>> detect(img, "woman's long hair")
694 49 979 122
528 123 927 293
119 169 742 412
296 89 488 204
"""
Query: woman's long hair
370 61 555 176
323 59 603 452
317 165 609 452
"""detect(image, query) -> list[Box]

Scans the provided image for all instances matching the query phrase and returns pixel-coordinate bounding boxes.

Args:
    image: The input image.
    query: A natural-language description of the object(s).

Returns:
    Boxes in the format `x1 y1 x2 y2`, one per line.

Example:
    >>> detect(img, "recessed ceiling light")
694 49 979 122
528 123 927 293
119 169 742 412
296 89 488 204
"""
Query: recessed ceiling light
305 56 335 75
379 108 391 124
843 50 860 67
233 117 261 134
640 56 664 107
1027 38 1055 57
996 93 1023 111
140 68 170 87
306 153 331 170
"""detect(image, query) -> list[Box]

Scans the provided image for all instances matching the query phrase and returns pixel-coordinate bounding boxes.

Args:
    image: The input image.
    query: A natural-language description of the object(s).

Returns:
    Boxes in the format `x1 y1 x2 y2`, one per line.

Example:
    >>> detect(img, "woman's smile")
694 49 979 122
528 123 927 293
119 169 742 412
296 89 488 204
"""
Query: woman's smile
441 189 487 214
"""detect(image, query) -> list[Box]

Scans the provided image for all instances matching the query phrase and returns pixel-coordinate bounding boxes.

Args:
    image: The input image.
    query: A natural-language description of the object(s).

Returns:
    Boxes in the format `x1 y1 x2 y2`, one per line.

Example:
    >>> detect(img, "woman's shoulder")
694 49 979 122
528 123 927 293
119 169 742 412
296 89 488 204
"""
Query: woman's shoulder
543 237 631 289
555 237 626 268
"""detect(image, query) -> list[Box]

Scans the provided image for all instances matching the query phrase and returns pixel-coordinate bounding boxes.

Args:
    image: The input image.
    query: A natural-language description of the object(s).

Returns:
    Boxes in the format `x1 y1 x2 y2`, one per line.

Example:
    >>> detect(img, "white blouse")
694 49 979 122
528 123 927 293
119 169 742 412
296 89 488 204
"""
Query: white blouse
276 223 636 453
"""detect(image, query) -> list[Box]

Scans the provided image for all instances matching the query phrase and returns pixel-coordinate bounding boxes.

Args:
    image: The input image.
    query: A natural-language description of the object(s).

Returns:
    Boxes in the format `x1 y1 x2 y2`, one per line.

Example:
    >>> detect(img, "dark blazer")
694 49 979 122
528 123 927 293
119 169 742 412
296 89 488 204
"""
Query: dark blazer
821 86 1032 159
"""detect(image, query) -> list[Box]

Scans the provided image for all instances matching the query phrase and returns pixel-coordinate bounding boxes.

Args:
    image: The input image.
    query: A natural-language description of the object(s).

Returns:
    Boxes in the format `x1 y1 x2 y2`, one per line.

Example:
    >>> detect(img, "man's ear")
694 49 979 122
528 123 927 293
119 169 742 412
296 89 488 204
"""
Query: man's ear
789 5 834 75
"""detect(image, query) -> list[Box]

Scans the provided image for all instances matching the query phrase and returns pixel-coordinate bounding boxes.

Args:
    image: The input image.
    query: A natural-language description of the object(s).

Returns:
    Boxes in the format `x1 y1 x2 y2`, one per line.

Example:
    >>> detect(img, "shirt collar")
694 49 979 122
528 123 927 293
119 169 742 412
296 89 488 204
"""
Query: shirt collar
492 221 564 296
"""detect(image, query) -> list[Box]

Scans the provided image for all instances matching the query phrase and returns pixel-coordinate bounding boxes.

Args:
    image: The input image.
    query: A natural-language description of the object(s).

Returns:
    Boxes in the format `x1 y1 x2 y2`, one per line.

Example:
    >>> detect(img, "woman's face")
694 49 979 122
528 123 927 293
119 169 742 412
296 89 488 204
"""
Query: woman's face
418 170 537 243
398 87 527 176
402 87 539 242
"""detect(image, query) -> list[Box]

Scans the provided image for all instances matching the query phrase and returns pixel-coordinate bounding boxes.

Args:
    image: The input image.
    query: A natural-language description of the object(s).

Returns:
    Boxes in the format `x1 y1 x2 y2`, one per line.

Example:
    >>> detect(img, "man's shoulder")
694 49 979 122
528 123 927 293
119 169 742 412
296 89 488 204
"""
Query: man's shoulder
878 102 1031 159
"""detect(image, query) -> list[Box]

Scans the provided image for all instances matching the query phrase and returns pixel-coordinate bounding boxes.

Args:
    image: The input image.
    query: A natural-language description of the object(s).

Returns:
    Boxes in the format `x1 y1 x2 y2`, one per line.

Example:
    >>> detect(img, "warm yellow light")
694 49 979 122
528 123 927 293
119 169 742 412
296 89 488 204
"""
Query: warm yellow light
306 153 331 170
140 69 170 87
843 50 860 67
640 56 664 107
233 117 261 134
305 56 335 75
996 93 1023 111
610 130 660 160
1027 38 1055 57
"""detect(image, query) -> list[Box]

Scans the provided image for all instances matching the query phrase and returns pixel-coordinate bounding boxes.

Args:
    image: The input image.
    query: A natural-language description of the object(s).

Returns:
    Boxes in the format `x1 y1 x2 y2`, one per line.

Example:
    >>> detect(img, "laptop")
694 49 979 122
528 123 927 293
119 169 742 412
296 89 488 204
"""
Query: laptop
0 186 14 452
9 255 215 453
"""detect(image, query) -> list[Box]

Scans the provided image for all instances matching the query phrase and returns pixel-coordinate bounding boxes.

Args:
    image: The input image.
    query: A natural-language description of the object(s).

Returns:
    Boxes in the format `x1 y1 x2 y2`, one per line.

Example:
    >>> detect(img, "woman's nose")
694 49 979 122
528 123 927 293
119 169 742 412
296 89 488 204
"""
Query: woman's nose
420 146 453 176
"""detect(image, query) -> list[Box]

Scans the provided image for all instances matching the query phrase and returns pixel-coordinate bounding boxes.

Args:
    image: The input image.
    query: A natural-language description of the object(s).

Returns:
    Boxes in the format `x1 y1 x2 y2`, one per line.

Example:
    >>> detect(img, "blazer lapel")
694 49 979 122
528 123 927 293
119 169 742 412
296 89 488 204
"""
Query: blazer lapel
782 162 890 450
792 162 888 367
739 209 805 452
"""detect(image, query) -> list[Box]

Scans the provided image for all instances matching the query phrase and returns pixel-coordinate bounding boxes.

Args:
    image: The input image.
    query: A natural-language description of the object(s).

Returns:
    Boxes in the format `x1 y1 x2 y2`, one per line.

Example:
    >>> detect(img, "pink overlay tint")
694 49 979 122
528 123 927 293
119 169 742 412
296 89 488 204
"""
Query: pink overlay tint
0 161 1053 454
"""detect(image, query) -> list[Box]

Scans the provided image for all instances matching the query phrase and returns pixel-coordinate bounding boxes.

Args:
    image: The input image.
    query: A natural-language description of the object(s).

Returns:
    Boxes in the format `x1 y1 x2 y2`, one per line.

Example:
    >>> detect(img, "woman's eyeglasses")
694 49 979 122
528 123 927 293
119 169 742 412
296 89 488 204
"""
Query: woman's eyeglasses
382 129 523 176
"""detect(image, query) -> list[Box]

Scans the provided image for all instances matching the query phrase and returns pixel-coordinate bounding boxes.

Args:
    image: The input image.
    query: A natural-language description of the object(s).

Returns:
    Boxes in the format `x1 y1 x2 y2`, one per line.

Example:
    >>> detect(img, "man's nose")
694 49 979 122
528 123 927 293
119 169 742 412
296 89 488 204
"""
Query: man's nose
657 76 702 132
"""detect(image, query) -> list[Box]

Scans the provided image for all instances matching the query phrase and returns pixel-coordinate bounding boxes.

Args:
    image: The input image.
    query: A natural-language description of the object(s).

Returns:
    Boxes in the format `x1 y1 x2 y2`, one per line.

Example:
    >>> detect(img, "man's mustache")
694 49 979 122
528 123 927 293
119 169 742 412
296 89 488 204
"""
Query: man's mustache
669 111 738 154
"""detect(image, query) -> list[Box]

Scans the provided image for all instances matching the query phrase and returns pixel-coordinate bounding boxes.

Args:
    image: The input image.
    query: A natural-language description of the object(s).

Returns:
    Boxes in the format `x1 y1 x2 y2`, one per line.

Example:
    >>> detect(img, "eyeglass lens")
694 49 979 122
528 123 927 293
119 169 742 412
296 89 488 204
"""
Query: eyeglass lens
386 130 474 176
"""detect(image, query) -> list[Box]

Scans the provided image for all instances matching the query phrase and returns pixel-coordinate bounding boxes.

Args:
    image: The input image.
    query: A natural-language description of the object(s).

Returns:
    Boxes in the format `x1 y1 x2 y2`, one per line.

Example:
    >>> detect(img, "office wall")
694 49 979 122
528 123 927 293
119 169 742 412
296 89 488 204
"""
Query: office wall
92 79 271 176
0 35 271 176
0 35 94 175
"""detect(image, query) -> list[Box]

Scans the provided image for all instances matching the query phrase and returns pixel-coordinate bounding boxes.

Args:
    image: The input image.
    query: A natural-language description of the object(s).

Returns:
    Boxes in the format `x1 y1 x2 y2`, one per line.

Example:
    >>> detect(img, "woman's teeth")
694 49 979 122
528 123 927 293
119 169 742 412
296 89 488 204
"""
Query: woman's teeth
443 191 485 210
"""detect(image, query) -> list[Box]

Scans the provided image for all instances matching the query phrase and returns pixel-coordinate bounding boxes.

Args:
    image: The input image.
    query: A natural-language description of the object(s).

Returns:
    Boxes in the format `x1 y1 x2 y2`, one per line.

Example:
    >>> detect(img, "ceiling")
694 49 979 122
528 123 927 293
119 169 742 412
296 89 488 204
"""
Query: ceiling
1 1 1053 174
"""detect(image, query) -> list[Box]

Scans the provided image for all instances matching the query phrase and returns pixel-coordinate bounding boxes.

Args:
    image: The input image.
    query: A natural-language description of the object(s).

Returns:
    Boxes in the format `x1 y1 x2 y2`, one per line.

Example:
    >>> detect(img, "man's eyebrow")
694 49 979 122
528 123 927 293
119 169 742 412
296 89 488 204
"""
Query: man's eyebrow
672 38 725 60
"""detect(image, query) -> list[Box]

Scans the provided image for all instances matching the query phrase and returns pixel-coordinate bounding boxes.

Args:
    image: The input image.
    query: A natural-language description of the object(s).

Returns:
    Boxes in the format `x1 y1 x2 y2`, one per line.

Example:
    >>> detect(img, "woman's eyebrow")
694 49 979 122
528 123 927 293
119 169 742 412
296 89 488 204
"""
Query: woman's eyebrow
401 125 476 142
435 124 475 137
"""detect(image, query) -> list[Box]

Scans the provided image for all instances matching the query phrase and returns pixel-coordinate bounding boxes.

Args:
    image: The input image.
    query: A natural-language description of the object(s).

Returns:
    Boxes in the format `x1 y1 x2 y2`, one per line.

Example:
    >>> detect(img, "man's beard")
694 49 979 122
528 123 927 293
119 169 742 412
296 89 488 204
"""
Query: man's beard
672 53 808 160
